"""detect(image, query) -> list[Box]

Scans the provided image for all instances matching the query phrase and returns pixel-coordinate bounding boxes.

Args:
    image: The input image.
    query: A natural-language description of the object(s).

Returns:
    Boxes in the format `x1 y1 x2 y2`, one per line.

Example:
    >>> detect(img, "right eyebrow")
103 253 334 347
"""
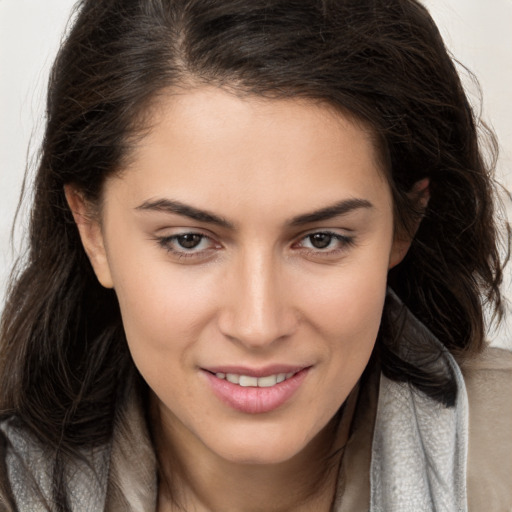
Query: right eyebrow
135 198 234 229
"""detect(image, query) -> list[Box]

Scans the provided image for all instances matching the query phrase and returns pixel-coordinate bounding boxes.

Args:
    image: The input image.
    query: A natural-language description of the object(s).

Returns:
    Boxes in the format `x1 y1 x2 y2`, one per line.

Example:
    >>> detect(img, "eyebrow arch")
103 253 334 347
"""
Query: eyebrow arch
287 198 374 226
135 197 373 230
135 198 234 229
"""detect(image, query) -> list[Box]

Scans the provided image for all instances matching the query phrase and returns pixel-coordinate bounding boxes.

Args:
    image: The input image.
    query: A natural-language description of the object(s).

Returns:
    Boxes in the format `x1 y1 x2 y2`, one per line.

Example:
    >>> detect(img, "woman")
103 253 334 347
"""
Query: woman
0 0 510 510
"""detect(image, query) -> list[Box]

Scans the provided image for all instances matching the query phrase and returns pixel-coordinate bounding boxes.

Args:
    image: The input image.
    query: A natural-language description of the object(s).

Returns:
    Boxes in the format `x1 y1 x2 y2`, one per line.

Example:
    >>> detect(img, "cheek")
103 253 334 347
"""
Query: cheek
293 255 389 406
286 265 388 437
299 260 389 341
106 245 219 370
111 265 222 416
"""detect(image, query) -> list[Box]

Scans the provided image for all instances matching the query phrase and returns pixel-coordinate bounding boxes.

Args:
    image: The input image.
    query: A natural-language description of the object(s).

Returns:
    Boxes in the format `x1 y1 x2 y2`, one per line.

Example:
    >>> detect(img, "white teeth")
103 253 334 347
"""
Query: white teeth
239 375 258 387
257 375 278 387
226 373 240 384
215 371 297 387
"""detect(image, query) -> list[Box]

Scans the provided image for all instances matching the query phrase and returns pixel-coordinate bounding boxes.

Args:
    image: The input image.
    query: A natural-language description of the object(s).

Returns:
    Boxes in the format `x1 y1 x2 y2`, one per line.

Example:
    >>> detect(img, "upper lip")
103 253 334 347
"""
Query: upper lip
202 365 310 378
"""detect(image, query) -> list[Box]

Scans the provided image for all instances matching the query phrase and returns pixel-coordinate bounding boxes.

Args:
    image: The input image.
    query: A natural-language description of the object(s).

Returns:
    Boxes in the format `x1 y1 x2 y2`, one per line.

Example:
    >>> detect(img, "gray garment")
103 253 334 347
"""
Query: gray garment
370 290 468 512
0 422 109 511
0 291 469 511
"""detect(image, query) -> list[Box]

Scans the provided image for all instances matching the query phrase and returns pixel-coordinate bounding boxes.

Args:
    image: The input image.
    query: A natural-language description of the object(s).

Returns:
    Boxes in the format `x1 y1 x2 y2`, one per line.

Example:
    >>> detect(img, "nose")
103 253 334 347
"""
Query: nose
217 248 298 349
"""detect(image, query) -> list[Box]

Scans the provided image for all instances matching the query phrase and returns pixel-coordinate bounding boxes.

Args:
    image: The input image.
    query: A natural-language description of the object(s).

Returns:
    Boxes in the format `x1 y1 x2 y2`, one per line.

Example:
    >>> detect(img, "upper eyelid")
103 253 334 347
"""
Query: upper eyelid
153 222 354 236
157 229 350 241
159 232 215 246
155 226 215 237
297 226 355 236
294 229 354 242
297 232 352 243
157 228 221 245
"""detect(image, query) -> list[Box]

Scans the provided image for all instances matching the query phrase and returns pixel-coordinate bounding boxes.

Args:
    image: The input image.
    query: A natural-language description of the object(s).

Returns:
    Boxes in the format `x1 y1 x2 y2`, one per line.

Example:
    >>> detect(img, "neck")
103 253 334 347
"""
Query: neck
151 388 358 512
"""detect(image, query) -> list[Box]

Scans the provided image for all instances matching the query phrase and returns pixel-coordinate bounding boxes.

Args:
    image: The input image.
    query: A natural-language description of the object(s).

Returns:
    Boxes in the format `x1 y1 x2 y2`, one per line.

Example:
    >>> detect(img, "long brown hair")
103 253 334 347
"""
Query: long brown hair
0 0 508 509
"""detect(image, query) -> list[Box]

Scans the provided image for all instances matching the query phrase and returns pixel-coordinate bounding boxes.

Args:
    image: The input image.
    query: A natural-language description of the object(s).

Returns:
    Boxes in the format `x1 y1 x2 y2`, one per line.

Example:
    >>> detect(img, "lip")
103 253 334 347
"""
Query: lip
203 366 310 414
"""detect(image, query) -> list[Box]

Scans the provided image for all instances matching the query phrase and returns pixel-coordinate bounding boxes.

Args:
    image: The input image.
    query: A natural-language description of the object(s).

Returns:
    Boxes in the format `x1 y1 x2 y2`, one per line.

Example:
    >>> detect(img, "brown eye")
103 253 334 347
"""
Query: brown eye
308 233 333 249
156 231 218 257
295 231 355 255
177 234 203 249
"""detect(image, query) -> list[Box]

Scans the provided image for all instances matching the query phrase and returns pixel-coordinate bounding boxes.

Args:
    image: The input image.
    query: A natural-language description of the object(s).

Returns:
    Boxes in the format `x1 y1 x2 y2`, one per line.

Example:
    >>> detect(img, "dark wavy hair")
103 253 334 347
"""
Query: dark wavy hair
0 0 508 509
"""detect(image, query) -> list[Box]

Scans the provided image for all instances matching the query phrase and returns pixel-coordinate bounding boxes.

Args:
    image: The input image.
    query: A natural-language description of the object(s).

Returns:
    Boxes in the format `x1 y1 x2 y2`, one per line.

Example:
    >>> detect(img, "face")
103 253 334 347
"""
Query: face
72 87 405 466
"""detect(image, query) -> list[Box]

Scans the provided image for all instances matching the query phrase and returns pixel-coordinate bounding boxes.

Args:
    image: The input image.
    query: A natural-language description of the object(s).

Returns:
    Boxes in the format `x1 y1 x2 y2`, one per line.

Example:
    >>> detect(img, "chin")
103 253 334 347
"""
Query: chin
219 444 300 466
204 423 318 466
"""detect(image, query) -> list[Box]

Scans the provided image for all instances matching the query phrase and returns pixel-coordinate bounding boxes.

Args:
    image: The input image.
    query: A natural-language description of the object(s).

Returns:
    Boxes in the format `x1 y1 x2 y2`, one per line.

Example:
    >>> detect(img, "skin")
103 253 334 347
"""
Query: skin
67 87 413 511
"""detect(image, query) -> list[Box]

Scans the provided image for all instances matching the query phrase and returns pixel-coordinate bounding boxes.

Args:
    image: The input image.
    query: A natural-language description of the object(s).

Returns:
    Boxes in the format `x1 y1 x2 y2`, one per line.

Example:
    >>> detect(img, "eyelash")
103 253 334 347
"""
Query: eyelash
154 230 355 260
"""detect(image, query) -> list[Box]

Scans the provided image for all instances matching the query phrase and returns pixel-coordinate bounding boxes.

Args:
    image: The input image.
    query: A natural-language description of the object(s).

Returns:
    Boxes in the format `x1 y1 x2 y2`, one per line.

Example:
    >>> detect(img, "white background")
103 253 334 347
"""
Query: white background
1 1 511 348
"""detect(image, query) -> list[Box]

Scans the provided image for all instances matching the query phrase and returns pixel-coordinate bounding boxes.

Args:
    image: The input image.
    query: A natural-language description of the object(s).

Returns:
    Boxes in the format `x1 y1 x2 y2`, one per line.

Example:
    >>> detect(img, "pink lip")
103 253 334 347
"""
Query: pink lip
203 367 310 414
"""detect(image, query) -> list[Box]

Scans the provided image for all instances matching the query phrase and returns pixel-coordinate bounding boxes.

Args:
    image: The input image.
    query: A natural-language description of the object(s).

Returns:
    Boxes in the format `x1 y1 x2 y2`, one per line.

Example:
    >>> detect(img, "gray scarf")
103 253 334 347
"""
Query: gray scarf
370 290 468 511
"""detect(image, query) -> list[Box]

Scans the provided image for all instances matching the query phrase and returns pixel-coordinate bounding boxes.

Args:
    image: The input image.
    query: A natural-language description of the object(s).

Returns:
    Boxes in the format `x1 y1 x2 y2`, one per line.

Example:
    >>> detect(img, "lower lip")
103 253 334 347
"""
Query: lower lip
204 368 310 414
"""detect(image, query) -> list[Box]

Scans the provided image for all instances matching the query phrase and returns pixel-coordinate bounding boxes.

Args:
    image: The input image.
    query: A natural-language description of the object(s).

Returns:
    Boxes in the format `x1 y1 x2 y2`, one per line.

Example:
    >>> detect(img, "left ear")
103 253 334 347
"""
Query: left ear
389 178 430 269
64 184 114 288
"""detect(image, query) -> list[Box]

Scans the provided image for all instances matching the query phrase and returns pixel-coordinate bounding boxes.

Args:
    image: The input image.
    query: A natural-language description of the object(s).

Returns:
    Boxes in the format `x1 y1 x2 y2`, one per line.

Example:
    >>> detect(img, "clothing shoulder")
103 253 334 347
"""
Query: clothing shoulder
0 416 110 511
0 418 26 511
461 346 512 511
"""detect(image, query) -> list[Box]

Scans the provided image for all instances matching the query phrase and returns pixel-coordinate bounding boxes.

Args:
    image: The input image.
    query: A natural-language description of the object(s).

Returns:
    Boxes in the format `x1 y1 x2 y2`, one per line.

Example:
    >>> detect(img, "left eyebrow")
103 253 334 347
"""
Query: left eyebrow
287 198 374 226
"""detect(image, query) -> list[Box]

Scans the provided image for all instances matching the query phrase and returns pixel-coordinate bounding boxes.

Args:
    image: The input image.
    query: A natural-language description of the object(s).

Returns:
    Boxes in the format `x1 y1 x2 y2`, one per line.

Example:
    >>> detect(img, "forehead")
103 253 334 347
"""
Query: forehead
110 86 391 219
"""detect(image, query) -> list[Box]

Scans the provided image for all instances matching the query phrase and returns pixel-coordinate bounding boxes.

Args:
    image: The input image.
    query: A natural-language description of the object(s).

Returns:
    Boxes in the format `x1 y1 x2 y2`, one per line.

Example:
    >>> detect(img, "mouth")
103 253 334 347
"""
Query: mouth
202 366 311 414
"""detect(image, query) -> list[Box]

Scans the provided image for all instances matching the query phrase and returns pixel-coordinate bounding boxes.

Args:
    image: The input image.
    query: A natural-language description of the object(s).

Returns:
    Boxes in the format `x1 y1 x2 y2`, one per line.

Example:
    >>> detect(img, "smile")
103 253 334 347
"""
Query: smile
204 367 310 414
214 371 297 388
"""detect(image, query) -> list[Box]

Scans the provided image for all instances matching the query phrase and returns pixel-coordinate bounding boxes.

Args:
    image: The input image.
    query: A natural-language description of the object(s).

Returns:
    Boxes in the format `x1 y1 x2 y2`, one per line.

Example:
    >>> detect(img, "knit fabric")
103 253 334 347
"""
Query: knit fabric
370 291 468 511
